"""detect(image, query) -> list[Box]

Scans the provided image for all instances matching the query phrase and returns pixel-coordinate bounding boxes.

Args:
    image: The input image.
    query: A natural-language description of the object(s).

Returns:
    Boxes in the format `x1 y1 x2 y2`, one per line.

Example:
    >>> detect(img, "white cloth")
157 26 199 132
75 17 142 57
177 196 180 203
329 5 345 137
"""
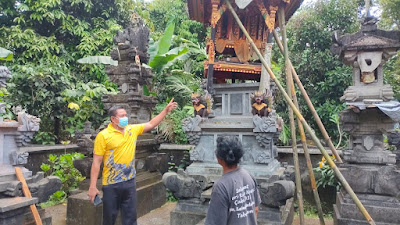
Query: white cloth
347 100 400 121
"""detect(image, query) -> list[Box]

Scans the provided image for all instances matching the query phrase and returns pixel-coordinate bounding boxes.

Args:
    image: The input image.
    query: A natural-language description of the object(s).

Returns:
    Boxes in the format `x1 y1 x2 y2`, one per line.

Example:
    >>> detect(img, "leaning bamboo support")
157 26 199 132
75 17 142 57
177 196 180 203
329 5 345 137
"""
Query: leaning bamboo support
15 167 43 225
277 7 305 224
276 9 325 224
272 30 343 163
276 32 326 225
224 1 375 224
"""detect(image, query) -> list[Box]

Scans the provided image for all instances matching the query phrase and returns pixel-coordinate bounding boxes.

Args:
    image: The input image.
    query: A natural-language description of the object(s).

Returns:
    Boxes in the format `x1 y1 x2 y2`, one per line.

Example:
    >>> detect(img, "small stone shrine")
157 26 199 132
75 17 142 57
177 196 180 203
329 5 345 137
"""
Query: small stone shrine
331 17 400 225
0 66 61 225
163 1 303 224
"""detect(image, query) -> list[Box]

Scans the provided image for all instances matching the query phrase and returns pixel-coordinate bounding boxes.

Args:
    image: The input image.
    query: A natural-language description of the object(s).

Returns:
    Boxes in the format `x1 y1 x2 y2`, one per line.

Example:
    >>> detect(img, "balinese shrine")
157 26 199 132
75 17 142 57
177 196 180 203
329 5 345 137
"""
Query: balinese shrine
163 1 302 225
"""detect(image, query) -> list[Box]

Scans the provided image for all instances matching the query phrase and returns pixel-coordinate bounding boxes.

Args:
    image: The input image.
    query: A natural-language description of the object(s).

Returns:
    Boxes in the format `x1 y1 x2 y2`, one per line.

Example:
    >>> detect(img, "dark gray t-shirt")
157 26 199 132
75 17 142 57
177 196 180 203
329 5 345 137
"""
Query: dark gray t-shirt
205 168 261 225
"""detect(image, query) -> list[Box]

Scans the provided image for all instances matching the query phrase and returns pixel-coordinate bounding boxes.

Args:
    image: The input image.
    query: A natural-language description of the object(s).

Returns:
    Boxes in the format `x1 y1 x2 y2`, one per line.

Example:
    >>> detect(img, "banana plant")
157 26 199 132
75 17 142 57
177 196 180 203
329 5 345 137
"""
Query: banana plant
146 19 206 74
0 48 13 61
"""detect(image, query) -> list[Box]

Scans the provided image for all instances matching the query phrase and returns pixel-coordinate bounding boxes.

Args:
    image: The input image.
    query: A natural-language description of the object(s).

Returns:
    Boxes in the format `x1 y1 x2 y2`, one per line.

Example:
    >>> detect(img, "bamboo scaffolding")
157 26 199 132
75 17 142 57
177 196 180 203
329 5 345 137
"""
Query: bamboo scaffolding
277 7 305 224
272 30 343 163
224 1 375 224
276 11 325 224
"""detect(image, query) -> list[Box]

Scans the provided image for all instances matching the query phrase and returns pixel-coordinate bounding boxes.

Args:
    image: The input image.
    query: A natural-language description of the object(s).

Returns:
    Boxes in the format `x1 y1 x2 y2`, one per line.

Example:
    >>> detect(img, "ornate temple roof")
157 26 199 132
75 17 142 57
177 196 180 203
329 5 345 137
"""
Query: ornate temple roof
187 0 303 26
331 17 400 64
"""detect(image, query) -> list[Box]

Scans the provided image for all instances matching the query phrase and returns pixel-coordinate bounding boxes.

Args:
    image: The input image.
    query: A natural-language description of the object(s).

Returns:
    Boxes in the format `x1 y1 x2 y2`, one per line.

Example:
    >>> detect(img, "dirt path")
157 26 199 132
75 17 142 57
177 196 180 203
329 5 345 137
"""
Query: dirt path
47 201 333 225
46 203 67 225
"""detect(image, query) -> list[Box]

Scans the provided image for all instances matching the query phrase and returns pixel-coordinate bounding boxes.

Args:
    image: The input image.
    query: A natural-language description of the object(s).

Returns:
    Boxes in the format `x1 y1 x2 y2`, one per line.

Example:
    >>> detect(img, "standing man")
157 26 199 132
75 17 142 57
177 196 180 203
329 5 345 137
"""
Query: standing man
88 99 178 225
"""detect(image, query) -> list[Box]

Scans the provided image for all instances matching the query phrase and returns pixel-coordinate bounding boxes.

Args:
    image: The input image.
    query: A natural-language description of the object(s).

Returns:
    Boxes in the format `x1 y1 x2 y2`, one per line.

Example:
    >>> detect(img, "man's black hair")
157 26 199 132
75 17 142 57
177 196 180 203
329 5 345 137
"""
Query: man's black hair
108 106 125 117
215 136 244 167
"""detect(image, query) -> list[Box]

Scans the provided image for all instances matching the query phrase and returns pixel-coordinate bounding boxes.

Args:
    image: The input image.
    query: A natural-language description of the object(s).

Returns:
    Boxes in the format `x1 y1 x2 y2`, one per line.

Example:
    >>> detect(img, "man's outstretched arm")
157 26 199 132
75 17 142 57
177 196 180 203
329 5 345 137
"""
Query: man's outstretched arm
143 98 178 133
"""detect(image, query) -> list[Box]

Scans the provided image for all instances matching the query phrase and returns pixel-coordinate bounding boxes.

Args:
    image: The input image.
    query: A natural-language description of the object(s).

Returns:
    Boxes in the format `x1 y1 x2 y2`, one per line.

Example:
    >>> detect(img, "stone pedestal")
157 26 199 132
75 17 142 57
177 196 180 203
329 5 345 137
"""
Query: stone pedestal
66 171 166 225
165 82 294 225
334 190 400 225
0 197 37 225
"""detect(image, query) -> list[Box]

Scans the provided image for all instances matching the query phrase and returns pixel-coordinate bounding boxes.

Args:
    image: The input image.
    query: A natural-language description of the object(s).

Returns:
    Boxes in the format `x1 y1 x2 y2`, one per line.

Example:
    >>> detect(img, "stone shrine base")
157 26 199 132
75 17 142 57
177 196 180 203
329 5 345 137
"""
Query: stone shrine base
170 197 294 225
333 190 400 225
0 197 52 225
66 171 165 225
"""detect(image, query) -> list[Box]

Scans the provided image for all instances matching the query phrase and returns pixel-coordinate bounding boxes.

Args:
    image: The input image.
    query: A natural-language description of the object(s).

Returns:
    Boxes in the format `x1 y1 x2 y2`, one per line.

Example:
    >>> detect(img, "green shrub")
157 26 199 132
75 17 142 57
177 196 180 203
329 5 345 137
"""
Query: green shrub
41 153 85 194
314 155 341 191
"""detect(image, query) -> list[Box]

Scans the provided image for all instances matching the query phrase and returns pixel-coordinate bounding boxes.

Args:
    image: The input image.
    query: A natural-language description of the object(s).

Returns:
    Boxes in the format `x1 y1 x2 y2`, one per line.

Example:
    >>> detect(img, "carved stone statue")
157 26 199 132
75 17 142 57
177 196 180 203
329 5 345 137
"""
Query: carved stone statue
251 91 271 117
0 66 11 88
191 93 212 118
162 169 206 199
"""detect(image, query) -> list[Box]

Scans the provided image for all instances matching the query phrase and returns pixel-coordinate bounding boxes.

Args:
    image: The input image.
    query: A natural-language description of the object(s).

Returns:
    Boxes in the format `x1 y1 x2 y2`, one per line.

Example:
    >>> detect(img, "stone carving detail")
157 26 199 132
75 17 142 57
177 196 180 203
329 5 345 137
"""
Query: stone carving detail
0 66 11 88
332 17 400 103
112 16 150 64
259 180 295 207
162 169 204 199
103 16 157 124
340 108 396 164
182 116 202 132
253 112 278 133
16 152 29 165
253 150 271 164
182 116 202 145
255 133 272 149
13 110 41 147
0 103 6 115
190 147 205 162
17 111 40 132
75 121 96 156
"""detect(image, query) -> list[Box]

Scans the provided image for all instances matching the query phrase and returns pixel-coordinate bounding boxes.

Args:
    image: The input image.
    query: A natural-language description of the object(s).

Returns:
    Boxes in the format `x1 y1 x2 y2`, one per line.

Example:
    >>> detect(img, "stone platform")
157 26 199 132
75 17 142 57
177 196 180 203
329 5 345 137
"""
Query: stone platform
333 190 400 225
0 197 37 225
67 171 166 225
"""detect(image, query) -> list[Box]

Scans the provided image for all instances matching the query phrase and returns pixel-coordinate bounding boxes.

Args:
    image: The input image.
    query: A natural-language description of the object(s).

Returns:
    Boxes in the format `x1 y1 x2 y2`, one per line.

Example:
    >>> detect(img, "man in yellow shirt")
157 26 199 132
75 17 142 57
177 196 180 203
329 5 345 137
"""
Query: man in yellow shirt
88 99 177 225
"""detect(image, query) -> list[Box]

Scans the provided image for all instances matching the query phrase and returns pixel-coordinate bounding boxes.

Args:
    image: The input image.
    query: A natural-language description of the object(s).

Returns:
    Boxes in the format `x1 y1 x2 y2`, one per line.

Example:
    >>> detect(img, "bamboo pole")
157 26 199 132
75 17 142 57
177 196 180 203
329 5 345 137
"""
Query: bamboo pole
274 20 325 224
15 167 43 225
277 7 305 224
272 30 343 163
224 1 375 224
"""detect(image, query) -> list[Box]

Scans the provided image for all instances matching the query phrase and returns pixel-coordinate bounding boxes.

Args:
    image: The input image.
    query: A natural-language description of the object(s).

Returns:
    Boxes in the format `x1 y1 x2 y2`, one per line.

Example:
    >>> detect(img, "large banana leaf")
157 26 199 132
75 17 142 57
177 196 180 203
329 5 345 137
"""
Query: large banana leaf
149 45 189 73
148 19 176 64
77 56 118 66
0 48 13 61
157 19 175 55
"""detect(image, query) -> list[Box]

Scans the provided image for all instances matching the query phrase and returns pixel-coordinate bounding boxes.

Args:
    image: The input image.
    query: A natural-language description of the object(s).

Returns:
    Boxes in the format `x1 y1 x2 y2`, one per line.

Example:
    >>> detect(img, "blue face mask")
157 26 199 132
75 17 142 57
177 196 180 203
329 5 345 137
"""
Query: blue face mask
116 117 128 128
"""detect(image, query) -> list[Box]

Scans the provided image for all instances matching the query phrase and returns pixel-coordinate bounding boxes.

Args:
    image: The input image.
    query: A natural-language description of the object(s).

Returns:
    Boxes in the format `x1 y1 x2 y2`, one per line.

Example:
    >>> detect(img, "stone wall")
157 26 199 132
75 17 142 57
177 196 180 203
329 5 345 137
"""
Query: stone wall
21 144 83 174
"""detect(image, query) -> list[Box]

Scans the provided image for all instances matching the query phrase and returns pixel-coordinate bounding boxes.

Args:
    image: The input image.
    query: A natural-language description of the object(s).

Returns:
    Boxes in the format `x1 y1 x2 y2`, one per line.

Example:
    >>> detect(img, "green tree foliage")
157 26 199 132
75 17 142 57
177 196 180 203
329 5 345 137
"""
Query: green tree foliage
274 0 359 145
0 0 137 142
147 20 204 144
379 0 400 100
379 0 400 29
148 0 207 44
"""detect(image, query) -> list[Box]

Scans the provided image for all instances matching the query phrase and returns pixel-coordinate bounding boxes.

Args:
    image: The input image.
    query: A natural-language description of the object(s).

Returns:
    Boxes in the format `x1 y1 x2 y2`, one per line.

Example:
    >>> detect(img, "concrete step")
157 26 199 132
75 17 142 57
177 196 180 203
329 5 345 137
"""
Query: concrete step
136 171 162 188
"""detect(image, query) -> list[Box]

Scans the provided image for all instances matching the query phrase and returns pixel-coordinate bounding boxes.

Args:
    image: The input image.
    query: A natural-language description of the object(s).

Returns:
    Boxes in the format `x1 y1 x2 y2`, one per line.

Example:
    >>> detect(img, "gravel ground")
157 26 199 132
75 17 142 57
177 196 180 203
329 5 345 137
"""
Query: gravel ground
46 201 333 225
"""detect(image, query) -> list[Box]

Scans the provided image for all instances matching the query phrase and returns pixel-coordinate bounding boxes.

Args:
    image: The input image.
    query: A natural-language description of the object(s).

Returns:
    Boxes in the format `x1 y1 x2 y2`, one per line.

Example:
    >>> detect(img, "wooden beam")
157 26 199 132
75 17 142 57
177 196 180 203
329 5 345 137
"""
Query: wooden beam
15 167 43 225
